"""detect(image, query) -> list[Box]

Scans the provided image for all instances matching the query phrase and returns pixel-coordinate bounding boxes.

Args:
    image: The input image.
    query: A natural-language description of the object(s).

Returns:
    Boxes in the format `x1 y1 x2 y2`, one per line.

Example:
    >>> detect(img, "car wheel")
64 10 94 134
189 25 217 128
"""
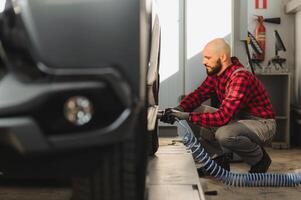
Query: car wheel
71 109 148 200
148 120 159 156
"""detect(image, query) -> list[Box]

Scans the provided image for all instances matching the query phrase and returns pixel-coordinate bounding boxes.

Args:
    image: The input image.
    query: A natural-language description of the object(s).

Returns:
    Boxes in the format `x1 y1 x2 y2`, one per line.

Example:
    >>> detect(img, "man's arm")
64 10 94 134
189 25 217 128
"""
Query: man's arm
189 72 251 127
179 76 216 112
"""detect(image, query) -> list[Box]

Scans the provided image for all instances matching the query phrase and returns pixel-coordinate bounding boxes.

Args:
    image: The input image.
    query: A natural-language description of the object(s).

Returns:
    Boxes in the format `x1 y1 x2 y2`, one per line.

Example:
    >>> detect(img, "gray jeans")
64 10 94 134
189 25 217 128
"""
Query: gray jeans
188 105 276 166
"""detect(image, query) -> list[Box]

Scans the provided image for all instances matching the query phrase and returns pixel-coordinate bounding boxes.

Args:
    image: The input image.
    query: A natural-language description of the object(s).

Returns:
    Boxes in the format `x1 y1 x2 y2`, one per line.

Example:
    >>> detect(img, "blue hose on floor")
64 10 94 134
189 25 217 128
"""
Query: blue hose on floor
176 119 301 187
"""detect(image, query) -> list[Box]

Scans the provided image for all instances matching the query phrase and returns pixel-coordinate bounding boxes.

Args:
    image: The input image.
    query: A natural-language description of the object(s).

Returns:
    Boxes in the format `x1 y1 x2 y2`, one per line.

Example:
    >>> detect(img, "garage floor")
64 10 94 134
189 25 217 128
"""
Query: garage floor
0 183 72 200
160 137 301 200
1 137 301 200
200 149 301 200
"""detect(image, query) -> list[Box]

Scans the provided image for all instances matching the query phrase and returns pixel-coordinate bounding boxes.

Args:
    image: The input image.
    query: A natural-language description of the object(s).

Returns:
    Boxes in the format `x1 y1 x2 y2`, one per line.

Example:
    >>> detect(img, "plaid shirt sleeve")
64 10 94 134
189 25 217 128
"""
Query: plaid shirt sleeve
179 76 215 112
189 72 251 127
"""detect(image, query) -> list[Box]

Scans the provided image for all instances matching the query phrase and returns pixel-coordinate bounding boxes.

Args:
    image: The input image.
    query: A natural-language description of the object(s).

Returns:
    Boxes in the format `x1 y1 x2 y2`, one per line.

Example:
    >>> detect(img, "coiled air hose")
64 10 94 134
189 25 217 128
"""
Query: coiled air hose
176 119 301 187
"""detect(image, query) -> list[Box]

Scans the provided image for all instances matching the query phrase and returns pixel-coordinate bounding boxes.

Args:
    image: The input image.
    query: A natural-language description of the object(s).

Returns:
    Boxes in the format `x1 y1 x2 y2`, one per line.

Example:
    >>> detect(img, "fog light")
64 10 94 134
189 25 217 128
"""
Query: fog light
64 96 93 126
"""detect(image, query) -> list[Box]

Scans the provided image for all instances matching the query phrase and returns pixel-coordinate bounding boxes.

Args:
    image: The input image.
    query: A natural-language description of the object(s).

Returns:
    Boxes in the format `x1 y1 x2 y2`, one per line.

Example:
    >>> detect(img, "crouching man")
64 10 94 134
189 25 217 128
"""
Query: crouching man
161 38 276 175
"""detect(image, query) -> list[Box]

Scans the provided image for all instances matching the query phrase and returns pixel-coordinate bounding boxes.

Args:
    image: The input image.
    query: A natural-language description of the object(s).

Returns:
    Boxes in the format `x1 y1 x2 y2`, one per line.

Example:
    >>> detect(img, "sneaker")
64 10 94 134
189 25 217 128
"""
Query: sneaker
197 153 231 177
249 147 271 173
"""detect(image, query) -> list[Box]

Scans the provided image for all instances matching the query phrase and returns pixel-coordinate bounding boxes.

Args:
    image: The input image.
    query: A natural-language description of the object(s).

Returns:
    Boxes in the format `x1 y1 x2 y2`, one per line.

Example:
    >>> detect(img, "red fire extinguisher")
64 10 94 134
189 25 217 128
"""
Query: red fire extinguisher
255 16 265 61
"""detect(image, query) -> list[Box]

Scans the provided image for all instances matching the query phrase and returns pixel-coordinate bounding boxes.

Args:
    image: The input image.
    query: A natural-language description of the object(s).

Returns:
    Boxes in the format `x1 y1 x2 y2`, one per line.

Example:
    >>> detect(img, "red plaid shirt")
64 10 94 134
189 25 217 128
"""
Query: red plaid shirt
180 57 275 127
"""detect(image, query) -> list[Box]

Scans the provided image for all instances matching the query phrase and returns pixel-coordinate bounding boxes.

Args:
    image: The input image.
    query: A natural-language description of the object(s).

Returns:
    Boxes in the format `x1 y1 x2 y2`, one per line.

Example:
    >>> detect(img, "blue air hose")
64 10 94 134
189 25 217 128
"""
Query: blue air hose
176 119 301 187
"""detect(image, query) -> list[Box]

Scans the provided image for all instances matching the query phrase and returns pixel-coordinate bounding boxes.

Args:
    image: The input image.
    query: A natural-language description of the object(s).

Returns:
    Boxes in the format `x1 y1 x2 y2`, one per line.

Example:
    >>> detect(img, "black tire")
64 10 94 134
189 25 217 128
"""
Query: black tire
71 109 148 200
148 120 159 156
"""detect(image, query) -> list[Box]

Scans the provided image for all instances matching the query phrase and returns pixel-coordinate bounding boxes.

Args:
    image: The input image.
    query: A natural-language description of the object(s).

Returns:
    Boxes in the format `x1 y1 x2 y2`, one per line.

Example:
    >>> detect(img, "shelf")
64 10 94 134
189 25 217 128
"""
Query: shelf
275 116 288 120
255 73 291 76
257 74 290 116
256 74 290 148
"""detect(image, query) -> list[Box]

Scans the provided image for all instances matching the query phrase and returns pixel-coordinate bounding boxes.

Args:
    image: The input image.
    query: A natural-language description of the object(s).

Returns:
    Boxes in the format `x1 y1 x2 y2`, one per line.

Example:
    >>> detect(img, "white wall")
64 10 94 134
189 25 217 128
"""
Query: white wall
232 0 249 67
157 0 183 111
185 0 232 94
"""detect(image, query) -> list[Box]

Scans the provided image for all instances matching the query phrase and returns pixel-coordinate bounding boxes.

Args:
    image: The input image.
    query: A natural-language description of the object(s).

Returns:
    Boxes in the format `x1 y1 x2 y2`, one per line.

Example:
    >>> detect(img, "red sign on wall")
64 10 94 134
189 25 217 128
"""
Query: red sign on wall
255 0 267 9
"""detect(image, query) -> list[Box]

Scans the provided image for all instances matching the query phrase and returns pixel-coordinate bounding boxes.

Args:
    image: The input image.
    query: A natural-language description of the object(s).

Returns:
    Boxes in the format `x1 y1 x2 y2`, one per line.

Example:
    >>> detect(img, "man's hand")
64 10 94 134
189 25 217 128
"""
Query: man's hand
160 108 176 124
169 109 190 121
160 106 189 124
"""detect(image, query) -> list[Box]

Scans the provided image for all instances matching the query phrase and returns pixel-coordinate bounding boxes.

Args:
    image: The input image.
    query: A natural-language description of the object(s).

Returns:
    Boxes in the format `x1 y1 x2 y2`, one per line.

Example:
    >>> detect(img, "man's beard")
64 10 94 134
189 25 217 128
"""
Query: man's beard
206 59 222 76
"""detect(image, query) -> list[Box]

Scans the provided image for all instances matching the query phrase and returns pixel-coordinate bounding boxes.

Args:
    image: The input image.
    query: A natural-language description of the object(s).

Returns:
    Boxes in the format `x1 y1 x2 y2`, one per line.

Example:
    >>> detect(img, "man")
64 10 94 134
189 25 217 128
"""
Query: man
161 38 276 174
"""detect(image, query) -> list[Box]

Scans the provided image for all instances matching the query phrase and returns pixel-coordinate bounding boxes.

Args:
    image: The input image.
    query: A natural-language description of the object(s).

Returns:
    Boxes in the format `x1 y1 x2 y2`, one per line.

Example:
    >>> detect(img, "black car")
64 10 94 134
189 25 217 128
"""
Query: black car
0 0 160 199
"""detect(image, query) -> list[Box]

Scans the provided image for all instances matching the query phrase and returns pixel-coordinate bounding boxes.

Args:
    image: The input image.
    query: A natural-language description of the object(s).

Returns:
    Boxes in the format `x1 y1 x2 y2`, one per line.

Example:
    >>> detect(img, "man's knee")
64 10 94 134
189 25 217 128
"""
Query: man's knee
215 125 237 147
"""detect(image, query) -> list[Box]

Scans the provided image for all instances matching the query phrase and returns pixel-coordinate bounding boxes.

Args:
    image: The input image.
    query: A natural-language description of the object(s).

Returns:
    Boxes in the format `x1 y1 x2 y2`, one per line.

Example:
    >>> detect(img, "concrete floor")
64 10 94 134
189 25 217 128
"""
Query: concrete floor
1 137 301 200
200 148 301 200
0 186 72 200
160 137 301 200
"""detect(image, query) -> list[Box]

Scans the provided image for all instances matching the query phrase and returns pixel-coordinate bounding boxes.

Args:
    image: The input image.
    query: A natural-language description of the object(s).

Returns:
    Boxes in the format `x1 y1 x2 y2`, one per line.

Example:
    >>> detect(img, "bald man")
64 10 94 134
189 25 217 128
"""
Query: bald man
161 38 276 175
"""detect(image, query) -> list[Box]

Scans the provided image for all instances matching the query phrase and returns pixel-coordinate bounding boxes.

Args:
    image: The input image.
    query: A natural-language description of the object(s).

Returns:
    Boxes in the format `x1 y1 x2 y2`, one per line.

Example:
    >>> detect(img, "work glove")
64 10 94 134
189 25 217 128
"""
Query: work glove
160 108 175 124
160 106 182 124
160 106 188 124
169 109 190 121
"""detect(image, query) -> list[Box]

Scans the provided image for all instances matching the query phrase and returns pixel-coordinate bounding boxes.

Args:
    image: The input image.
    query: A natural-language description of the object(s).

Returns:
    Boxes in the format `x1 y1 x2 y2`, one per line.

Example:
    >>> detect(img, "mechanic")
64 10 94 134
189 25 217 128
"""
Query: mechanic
161 38 276 175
